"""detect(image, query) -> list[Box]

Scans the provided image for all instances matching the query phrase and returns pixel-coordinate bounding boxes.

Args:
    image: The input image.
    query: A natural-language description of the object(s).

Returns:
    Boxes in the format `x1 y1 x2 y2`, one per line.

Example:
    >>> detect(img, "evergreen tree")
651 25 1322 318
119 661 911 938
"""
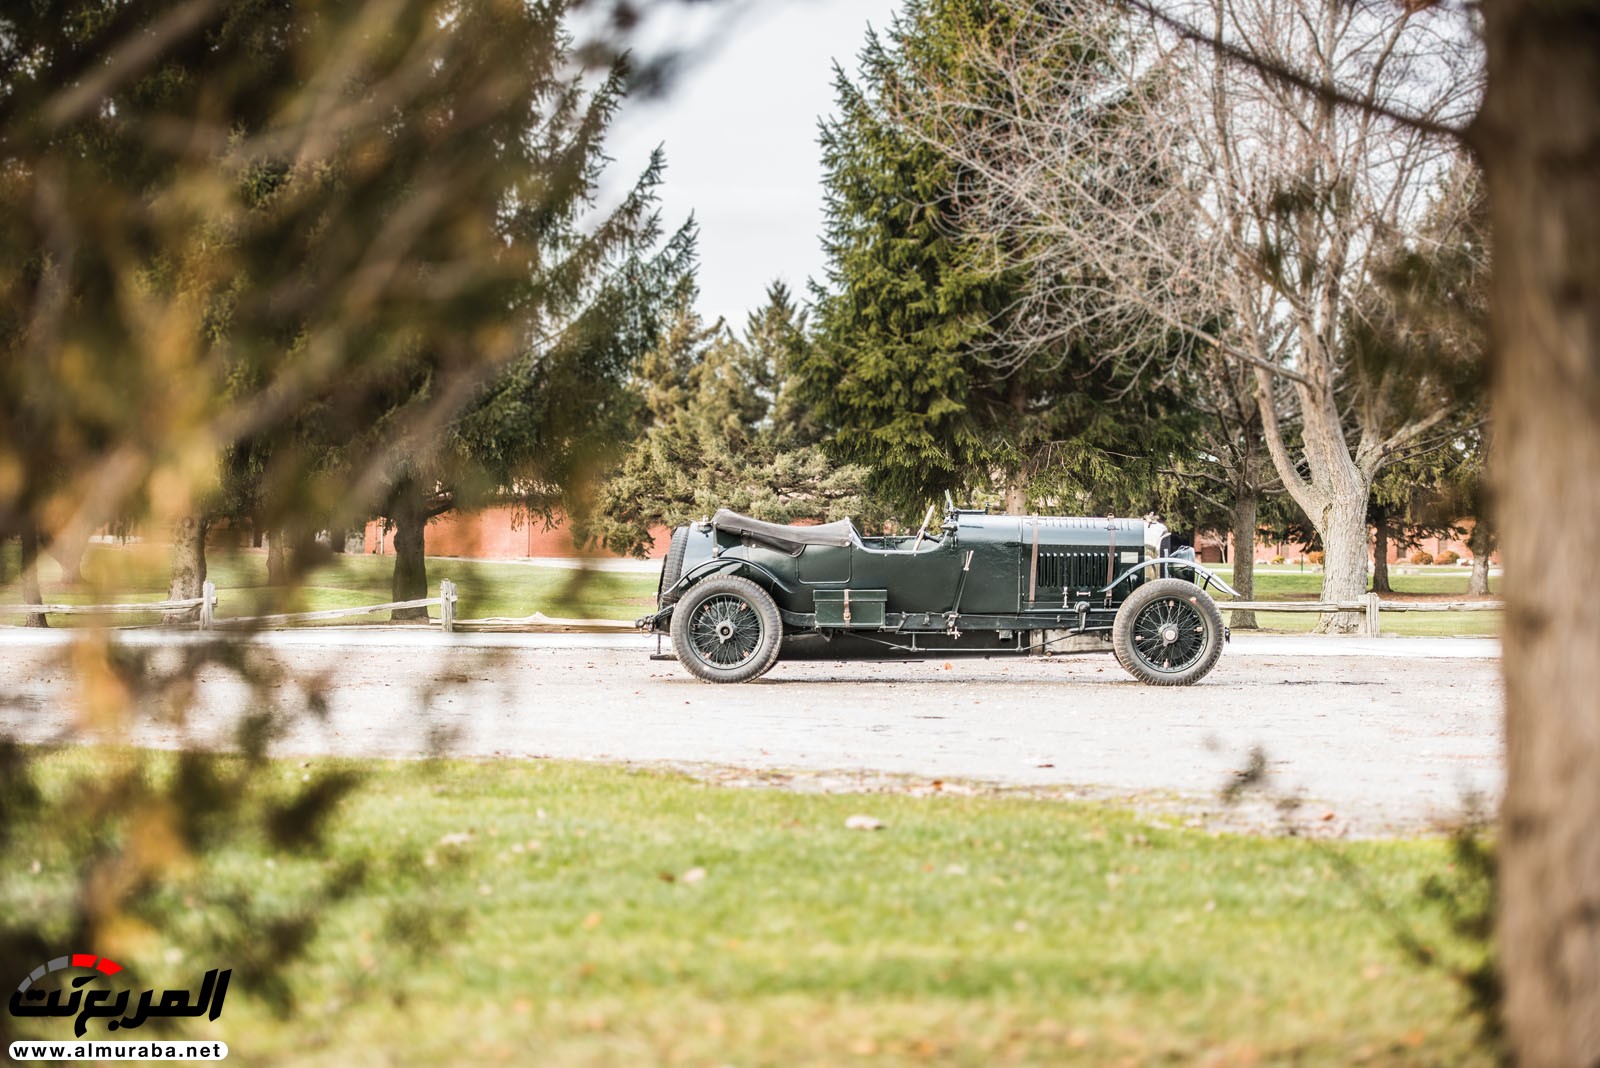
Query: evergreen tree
0 0 679 619
800 0 1196 518
361 54 692 615
594 280 880 553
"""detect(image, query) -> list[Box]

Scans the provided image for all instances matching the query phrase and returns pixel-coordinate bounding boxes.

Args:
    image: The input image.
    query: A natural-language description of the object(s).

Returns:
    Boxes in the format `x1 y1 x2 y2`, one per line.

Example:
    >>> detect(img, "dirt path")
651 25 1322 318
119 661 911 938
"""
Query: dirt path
0 632 1501 836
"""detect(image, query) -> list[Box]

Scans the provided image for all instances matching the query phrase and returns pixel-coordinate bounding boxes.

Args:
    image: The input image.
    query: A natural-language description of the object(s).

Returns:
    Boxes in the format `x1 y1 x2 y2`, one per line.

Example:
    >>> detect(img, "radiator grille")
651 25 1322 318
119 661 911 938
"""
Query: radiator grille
1036 550 1114 591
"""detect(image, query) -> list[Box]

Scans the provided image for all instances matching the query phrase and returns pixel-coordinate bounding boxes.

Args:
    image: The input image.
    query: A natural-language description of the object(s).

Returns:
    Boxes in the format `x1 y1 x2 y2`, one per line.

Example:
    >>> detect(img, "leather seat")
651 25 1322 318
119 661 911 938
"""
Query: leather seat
711 509 859 554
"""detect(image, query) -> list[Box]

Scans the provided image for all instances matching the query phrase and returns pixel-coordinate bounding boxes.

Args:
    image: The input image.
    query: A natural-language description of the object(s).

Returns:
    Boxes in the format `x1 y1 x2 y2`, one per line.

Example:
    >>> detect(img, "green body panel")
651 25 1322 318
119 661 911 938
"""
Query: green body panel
648 510 1233 676
813 588 889 628
658 511 1164 642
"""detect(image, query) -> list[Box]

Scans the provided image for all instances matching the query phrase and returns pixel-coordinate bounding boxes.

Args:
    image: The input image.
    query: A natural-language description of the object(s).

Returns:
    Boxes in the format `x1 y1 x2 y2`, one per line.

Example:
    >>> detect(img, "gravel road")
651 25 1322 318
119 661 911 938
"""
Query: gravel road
0 631 1502 836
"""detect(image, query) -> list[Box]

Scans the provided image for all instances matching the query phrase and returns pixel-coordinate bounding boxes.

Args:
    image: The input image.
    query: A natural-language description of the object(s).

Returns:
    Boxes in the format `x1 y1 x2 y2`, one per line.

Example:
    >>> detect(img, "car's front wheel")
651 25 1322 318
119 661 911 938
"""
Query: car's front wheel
671 575 783 683
1111 578 1225 685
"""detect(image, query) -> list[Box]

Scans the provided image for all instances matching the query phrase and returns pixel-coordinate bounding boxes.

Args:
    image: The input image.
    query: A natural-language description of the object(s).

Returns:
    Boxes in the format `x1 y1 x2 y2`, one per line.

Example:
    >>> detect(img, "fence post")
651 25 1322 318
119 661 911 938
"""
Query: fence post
439 579 455 633
200 580 216 632
1365 592 1381 637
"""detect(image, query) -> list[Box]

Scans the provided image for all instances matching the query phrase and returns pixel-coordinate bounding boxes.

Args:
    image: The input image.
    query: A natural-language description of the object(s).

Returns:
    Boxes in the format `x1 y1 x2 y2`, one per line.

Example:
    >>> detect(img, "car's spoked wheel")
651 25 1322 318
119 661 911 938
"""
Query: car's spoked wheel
688 594 763 667
1111 577 1225 686
670 575 783 683
1131 596 1206 673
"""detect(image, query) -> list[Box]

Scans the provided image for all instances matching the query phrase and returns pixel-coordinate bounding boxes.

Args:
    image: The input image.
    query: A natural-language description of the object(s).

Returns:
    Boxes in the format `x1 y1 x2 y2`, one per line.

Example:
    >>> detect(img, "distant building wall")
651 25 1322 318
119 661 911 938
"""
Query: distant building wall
363 505 669 560
1208 518 1498 565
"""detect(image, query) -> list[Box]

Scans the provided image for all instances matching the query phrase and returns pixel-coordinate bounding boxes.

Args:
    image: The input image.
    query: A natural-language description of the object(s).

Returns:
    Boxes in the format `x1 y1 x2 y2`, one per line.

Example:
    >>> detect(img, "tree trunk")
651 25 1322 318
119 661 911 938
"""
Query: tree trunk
1371 507 1392 594
51 537 86 586
1312 491 1369 634
1228 492 1258 630
265 530 288 586
1252 365 1371 635
1466 518 1494 597
1001 480 1027 516
389 490 430 621
164 515 207 624
330 529 347 554
1481 2 1600 1062
1002 375 1028 516
20 527 47 628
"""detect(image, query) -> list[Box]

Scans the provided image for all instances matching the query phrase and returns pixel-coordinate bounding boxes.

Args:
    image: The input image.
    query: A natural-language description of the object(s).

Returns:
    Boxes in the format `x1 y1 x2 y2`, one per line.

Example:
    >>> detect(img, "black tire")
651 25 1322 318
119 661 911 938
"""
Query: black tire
670 575 783 683
1111 578 1225 686
657 526 690 606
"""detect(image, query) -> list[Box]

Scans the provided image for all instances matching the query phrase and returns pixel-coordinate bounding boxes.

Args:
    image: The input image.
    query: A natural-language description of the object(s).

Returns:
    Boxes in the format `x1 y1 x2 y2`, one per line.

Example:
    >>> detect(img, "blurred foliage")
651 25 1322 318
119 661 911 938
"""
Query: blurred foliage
0 0 712 1042
1353 156 1492 582
0 648 371 1046
0 0 689 609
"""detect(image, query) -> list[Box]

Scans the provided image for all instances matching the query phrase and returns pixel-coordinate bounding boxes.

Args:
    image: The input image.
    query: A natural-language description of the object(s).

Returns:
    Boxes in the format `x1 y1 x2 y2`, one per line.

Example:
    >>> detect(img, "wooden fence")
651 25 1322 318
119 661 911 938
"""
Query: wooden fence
1 579 459 632
1220 593 1503 636
5 583 1498 638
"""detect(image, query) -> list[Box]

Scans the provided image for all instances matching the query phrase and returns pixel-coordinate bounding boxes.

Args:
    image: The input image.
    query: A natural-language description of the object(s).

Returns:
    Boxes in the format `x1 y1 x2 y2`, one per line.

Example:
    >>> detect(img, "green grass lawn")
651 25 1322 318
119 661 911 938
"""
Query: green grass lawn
4 753 1495 1066
1207 566 1501 637
1215 566 1495 598
1 544 1498 634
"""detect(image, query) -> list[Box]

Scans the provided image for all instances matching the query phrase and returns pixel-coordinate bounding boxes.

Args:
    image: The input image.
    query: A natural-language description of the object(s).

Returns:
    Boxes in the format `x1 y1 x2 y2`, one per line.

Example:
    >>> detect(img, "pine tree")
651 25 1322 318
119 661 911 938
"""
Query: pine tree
593 280 880 553
801 0 1195 517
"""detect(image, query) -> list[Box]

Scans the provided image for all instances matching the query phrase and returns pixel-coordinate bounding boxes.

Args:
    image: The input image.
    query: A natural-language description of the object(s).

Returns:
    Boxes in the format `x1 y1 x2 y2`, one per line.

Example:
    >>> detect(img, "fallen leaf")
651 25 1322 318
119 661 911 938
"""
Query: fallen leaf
581 912 602 930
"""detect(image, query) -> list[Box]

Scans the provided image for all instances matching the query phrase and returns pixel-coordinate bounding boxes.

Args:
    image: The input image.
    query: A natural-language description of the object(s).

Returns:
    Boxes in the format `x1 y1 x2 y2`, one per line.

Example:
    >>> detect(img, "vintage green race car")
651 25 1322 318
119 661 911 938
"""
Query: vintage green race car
638 504 1237 685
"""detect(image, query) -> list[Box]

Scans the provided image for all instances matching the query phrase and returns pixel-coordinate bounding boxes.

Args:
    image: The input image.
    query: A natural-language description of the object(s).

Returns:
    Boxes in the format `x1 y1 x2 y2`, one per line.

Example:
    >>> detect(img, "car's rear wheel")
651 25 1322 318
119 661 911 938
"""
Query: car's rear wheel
671 575 782 683
1111 578 1224 686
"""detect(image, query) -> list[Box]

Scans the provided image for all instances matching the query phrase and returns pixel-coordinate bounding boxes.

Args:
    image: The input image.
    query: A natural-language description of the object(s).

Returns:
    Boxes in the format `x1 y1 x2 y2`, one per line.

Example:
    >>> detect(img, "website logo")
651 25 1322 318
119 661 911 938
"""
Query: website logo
9 954 229 1038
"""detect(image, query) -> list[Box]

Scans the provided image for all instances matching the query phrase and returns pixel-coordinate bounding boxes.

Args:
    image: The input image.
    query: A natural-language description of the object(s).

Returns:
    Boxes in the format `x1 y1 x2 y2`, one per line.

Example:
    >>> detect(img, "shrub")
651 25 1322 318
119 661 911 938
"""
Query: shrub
1307 550 1325 566
1436 550 1460 565
1409 550 1435 566
1271 555 1285 565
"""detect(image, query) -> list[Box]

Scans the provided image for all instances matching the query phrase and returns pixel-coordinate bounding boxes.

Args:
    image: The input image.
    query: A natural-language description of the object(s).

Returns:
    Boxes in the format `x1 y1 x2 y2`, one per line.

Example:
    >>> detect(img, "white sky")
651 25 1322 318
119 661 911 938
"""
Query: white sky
605 0 903 332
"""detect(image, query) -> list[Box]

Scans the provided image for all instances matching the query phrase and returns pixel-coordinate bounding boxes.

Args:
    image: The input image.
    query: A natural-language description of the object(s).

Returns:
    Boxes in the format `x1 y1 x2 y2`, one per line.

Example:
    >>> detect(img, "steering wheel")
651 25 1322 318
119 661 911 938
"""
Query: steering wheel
911 504 937 551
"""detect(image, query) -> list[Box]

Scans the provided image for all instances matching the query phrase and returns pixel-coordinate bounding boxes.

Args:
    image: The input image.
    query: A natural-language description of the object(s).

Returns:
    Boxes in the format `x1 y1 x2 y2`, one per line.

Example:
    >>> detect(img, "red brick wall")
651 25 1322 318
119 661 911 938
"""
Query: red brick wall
1233 518 1497 565
363 505 670 560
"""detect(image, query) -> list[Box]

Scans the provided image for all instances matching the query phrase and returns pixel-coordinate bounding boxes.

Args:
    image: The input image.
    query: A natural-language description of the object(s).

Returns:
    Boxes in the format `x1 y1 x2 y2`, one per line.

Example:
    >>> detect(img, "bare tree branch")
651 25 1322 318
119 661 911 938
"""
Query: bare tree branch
893 0 1483 627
